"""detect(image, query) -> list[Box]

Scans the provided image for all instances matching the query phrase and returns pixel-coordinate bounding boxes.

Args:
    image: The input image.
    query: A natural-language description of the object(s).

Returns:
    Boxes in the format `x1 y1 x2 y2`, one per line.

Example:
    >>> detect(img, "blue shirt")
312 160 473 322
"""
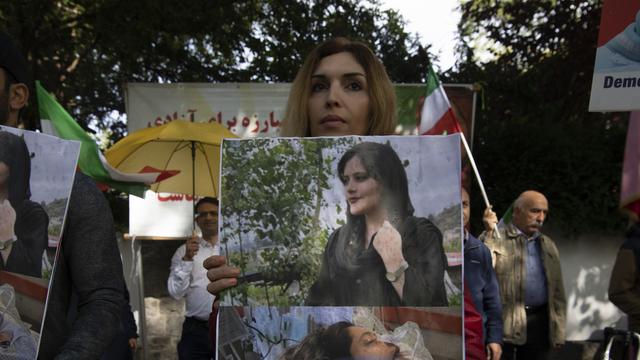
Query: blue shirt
524 234 549 307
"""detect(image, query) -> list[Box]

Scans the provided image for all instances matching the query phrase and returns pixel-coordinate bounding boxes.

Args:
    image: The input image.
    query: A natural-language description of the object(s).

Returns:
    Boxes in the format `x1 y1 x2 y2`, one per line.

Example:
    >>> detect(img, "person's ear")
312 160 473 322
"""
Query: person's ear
8 83 29 112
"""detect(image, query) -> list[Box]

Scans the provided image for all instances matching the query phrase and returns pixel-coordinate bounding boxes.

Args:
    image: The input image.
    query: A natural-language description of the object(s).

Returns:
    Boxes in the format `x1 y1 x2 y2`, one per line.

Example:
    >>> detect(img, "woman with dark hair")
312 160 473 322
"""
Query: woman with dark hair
205 37 399 299
306 142 447 306
279 321 403 360
0 131 48 278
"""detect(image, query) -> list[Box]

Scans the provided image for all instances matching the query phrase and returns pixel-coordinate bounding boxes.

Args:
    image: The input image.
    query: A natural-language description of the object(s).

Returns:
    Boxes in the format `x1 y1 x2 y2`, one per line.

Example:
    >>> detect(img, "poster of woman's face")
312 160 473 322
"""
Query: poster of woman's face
0 125 79 346
217 306 460 360
220 135 462 308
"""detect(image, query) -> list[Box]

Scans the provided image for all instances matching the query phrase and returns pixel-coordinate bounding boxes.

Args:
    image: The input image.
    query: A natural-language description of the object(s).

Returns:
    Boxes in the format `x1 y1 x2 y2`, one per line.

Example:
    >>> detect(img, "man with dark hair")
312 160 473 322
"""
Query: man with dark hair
168 197 219 359
0 31 125 358
481 190 566 360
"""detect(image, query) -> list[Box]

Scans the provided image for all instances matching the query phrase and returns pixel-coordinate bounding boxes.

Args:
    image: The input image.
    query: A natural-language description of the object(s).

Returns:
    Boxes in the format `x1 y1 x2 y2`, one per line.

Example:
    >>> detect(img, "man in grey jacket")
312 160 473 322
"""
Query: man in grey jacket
481 190 566 360
0 31 125 359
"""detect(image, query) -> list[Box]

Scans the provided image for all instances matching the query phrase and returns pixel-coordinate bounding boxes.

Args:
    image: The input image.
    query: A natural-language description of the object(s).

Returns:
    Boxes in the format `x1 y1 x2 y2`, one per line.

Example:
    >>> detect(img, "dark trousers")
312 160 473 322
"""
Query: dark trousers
178 317 213 360
503 305 551 360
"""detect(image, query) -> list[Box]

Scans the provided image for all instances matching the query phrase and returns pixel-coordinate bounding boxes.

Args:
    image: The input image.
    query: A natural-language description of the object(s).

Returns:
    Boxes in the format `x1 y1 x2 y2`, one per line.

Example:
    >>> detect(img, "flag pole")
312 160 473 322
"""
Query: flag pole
459 133 500 238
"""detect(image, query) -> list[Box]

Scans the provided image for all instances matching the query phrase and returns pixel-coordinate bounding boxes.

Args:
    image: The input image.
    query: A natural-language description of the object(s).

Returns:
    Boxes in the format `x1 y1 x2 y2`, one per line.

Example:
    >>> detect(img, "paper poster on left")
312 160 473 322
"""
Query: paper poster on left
0 125 79 357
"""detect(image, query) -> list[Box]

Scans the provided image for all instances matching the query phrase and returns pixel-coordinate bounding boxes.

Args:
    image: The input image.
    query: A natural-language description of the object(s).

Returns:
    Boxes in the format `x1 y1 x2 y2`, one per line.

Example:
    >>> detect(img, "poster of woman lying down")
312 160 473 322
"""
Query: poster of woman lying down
217 306 463 360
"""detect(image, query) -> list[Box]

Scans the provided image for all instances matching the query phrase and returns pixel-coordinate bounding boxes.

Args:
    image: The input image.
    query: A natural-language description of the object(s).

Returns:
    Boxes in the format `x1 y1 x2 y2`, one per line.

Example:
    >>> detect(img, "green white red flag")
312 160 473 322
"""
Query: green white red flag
36 81 178 197
419 65 462 135
621 111 640 221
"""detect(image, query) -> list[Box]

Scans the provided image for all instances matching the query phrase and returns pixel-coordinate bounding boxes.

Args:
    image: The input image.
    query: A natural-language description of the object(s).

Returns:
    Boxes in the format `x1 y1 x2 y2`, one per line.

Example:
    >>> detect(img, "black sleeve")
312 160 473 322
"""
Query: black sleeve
14 201 49 277
402 218 448 306
305 230 337 306
55 174 125 359
122 285 139 339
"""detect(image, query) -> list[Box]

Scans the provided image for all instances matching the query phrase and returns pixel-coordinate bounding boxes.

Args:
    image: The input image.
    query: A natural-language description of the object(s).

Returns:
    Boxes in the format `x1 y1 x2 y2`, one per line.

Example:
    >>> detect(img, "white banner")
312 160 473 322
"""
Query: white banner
126 83 291 237
125 83 291 135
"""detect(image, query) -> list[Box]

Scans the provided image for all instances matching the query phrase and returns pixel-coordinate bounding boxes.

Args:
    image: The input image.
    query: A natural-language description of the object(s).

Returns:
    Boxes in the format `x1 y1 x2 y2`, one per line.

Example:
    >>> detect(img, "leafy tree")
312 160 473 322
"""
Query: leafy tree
450 0 628 235
220 137 355 305
1 0 429 140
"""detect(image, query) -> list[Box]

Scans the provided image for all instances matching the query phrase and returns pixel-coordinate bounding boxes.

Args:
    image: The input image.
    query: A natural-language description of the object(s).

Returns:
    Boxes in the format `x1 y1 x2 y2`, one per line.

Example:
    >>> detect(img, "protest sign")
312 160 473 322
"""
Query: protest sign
0 126 79 357
125 83 475 238
219 135 462 307
589 0 640 111
217 306 461 360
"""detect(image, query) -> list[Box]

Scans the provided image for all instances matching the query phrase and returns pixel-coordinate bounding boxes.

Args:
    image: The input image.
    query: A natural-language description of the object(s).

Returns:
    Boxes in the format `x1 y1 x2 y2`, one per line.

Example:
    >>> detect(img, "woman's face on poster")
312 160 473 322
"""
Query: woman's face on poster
341 155 382 217
347 326 399 359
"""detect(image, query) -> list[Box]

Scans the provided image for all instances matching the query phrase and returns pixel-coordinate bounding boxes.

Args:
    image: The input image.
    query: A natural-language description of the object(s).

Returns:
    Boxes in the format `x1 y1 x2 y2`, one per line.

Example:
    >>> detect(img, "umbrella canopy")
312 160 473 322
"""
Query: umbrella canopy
105 120 237 198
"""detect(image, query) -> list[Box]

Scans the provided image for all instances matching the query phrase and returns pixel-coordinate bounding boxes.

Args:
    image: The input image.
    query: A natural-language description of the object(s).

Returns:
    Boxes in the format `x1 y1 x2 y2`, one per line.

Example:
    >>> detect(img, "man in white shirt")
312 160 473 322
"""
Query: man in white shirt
168 197 219 360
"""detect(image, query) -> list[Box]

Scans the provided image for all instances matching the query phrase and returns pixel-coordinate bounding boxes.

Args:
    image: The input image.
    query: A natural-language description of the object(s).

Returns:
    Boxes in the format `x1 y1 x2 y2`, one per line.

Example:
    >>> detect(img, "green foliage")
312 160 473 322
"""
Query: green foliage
221 137 355 305
1 0 429 139
451 0 628 235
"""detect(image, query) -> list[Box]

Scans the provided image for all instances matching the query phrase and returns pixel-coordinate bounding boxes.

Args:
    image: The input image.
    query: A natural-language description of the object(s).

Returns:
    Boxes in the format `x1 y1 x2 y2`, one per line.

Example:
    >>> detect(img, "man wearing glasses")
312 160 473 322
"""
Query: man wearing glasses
168 197 219 360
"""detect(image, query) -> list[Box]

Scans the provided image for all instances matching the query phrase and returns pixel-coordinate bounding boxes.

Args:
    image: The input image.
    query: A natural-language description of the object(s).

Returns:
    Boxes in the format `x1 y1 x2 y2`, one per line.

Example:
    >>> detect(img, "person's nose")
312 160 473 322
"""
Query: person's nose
325 82 341 108
538 212 546 223
345 178 356 193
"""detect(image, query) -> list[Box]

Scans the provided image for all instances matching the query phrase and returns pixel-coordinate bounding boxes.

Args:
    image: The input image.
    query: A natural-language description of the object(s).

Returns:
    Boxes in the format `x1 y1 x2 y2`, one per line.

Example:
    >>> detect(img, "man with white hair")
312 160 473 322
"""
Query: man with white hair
481 190 566 360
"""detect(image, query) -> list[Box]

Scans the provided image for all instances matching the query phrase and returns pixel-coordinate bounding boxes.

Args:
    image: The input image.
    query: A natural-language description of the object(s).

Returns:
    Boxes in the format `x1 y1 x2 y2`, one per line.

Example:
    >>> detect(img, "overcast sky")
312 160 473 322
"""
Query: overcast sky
382 0 461 71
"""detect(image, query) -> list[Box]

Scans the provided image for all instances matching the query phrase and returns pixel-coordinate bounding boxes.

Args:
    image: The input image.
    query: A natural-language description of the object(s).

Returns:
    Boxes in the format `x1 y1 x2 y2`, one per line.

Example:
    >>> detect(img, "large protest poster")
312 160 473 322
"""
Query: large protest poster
125 83 475 239
589 0 640 111
219 135 462 307
0 126 79 358
217 306 461 360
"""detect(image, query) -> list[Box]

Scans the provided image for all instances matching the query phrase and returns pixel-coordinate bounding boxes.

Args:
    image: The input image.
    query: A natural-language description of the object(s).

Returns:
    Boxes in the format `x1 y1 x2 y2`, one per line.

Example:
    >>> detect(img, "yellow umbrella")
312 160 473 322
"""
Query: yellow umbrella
105 120 237 198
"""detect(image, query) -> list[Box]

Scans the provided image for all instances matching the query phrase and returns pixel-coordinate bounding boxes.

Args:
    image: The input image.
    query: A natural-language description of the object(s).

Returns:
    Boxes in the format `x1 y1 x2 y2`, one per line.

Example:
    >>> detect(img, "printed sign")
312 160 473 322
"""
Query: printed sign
589 0 640 111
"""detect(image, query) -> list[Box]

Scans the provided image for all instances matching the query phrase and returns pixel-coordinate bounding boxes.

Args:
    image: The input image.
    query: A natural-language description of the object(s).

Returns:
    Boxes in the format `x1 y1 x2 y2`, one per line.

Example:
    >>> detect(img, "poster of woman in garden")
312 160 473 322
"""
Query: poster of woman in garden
220 135 462 307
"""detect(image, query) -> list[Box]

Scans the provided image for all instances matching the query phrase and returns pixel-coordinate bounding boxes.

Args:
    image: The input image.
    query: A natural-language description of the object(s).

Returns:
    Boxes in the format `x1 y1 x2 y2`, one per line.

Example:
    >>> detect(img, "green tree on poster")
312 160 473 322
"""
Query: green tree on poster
221 137 355 305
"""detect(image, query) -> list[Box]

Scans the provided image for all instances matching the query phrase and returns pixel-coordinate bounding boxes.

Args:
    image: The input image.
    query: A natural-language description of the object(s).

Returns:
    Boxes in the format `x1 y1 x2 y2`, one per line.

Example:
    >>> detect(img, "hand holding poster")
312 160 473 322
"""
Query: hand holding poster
219 135 462 307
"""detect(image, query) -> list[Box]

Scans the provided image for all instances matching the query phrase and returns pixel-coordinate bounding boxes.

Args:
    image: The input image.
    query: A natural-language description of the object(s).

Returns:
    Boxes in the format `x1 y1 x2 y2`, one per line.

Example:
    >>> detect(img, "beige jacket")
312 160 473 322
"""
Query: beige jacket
480 223 566 346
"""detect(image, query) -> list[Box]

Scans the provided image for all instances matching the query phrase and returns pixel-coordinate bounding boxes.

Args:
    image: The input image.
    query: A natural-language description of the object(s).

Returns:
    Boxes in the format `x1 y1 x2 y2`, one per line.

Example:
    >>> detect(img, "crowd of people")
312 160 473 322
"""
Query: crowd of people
0 29 638 360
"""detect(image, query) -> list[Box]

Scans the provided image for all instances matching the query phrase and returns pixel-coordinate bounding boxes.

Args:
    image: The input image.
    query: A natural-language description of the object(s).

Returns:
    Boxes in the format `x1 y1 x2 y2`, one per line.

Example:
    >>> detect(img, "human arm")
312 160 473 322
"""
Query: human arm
204 255 240 306
402 218 447 306
183 235 200 261
372 221 406 299
305 231 338 306
0 200 16 243
54 174 125 359
13 201 49 277
480 243 503 347
168 244 194 300
482 207 498 236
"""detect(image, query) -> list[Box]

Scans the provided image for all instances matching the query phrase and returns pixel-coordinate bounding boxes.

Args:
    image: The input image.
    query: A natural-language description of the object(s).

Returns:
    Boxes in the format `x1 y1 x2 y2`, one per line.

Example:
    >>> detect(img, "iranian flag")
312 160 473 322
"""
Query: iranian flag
419 65 462 135
36 81 178 197
621 111 640 221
